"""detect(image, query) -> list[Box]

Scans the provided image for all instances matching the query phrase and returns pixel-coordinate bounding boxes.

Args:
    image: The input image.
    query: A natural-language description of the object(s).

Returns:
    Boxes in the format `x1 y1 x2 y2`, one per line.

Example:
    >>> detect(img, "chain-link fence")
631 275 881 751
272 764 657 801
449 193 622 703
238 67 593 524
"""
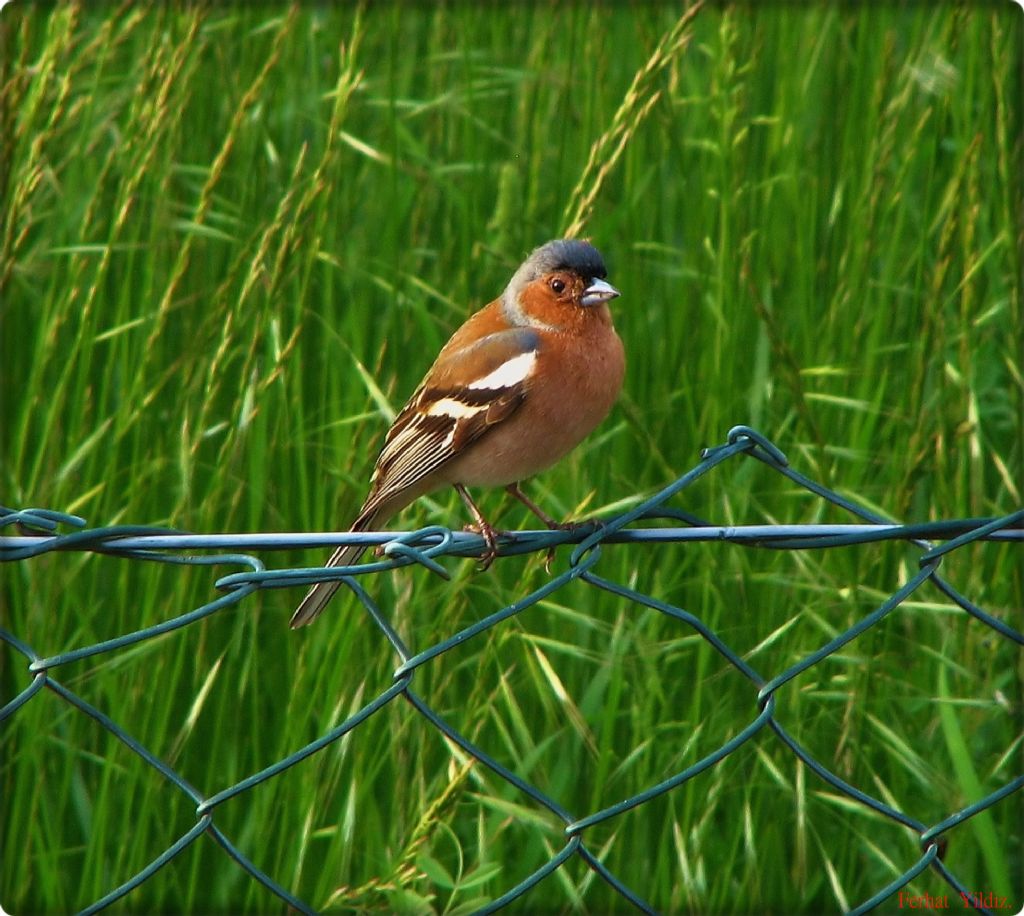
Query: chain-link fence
3 427 1022 915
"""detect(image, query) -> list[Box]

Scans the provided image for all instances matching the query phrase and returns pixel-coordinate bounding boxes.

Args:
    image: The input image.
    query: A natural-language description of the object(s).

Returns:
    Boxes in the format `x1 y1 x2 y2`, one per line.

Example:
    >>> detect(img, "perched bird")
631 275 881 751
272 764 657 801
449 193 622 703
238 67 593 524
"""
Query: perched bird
291 239 624 627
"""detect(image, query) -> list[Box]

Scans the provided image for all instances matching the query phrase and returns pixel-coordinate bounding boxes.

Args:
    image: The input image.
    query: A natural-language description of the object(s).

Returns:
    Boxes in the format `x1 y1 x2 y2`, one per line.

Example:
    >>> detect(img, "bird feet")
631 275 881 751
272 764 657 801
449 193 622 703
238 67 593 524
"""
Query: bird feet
455 483 601 572
462 520 501 569
454 484 504 569
540 519 597 573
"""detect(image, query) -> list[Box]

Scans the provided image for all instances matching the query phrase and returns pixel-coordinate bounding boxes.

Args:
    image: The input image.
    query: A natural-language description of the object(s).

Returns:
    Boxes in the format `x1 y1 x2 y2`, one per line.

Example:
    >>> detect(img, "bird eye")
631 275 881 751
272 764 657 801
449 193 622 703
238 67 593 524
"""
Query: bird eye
549 278 566 294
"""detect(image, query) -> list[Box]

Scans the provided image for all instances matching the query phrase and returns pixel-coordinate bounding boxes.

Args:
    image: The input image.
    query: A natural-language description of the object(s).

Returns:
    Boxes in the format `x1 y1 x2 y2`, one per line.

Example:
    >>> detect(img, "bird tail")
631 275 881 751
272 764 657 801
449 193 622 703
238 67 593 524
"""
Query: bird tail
289 508 381 628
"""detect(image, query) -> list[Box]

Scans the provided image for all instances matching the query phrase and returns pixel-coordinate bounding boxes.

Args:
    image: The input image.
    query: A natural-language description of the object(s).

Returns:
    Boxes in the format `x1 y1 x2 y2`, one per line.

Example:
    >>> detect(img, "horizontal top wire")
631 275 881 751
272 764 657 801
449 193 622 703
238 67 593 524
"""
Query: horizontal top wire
3 520 1022 553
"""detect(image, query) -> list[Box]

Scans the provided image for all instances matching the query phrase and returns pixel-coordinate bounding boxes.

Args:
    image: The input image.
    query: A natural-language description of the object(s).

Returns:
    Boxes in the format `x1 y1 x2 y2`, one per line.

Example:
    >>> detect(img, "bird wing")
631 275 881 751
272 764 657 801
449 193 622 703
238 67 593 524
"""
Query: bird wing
361 327 540 515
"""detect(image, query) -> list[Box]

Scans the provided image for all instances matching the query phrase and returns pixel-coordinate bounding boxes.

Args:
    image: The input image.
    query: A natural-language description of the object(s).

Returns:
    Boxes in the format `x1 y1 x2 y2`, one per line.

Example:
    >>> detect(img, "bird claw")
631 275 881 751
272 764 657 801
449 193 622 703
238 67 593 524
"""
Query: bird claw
543 546 556 574
541 519 600 574
463 521 500 569
551 519 590 533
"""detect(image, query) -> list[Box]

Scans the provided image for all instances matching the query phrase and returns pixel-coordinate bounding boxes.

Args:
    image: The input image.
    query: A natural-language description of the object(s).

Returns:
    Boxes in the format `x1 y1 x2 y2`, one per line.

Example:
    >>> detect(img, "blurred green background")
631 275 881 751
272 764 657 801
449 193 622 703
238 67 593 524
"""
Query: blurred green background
2 2 1021 913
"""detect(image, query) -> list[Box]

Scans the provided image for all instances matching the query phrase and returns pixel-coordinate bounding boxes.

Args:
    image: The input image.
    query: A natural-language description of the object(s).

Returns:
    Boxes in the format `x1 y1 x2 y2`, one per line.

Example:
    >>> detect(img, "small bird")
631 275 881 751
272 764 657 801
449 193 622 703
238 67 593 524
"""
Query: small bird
291 239 624 627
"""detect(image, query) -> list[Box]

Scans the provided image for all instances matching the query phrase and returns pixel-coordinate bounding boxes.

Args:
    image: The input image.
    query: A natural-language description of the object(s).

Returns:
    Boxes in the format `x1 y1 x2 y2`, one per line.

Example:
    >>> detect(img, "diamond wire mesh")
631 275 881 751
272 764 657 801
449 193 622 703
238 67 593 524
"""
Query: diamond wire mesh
2 427 1022 915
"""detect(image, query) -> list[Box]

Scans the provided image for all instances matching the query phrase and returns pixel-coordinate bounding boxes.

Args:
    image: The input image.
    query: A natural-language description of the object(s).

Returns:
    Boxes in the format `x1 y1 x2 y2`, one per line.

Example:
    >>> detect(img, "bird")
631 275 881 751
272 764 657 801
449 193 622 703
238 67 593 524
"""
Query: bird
290 238 625 627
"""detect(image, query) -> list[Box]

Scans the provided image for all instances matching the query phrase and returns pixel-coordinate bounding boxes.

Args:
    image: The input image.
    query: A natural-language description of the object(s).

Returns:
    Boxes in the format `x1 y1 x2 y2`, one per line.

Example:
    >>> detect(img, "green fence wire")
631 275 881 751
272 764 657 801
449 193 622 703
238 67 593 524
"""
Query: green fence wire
2 427 1022 915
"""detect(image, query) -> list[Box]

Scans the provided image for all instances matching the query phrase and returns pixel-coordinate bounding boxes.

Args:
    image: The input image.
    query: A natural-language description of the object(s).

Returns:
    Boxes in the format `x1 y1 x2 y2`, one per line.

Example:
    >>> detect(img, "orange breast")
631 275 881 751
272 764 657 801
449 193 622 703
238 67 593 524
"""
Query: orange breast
440 311 625 487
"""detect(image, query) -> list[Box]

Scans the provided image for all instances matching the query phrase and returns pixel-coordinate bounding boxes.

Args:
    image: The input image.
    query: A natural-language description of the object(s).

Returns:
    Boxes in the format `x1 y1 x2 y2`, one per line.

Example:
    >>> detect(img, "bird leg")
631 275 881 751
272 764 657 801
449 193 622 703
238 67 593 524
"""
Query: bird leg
505 483 589 572
454 483 500 568
505 483 571 530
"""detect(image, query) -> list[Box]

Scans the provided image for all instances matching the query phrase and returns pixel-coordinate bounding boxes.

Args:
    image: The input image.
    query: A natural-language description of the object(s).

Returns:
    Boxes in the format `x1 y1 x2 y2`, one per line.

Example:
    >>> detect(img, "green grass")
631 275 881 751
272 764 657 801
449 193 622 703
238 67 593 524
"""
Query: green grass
2 3 1021 914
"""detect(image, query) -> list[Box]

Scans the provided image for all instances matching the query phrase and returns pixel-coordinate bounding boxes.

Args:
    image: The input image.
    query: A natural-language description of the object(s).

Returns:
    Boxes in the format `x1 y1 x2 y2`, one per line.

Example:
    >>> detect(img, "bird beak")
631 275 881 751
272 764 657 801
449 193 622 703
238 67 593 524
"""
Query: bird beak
581 277 620 307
